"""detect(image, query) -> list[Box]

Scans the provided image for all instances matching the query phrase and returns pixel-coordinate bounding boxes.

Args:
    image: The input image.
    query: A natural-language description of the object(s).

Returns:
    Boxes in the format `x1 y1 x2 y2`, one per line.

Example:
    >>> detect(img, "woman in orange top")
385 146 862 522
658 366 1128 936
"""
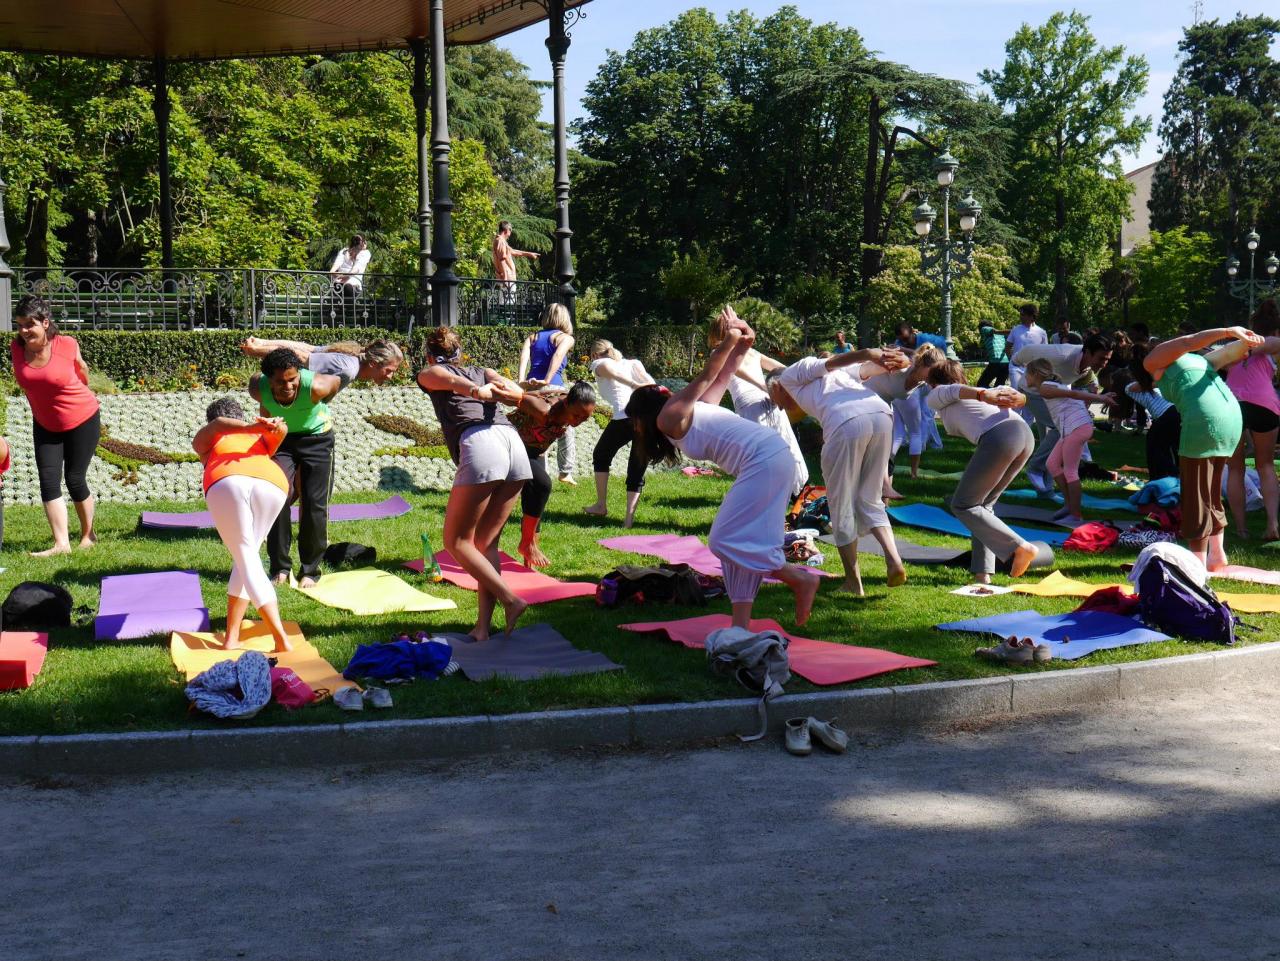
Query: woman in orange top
193 397 293 652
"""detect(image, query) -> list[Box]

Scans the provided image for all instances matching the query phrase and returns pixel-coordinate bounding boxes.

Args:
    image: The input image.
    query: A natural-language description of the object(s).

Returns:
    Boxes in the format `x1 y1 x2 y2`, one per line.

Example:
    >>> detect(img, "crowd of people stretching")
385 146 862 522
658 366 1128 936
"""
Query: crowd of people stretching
7 291 1279 648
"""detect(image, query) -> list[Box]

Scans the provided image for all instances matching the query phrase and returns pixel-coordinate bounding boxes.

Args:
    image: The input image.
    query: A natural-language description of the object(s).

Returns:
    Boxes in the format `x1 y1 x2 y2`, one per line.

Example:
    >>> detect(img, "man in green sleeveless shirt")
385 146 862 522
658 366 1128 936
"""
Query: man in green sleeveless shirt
249 349 344 588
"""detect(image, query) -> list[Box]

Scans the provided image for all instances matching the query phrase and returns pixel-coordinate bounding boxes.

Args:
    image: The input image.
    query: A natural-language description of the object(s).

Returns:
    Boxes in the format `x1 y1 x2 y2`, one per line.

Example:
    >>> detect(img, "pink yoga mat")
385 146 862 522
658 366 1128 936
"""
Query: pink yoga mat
0 632 47 690
598 534 836 581
94 570 210 641
619 614 935 686
404 551 596 605
141 495 413 530
1211 565 1280 587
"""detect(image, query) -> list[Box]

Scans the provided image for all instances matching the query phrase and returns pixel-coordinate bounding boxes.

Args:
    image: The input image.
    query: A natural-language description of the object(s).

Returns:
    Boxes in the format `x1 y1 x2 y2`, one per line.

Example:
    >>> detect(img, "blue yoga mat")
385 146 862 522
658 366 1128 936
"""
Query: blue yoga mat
1003 489 1137 513
887 503 1069 547
936 609 1172 660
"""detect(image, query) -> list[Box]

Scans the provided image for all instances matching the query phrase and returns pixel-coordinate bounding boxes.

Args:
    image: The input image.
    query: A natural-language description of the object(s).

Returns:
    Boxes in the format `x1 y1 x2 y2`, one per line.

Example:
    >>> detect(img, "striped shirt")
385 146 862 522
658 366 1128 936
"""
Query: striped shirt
1125 383 1174 420
1042 381 1094 435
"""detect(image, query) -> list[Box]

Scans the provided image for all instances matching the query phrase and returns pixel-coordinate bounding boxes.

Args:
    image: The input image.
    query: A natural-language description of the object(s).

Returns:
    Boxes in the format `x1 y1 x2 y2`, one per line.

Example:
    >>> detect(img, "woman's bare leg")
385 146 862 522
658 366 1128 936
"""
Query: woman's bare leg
1227 439 1250 536
769 563 820 626
474 480 528 636
33 497 72 557
834 542 864 596
584 472 610 516
73 495 96 548
224 595 251 649
443 481 512 641
518 514 550 568
255 601 293 653
868 525 906 587
624 490 641 528
1254 430 1279 540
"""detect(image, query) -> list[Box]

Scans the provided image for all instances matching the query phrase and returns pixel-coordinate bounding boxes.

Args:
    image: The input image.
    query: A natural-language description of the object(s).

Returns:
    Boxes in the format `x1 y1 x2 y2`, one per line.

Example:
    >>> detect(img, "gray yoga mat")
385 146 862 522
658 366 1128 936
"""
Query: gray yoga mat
437 623 623 681
819 532 967 565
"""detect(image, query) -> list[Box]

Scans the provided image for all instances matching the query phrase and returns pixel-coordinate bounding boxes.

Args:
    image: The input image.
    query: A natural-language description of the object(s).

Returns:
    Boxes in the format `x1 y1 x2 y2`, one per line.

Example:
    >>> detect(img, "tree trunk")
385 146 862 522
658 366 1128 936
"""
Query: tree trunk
857 94 884 348
26 190 51 272
1053 187 1068 324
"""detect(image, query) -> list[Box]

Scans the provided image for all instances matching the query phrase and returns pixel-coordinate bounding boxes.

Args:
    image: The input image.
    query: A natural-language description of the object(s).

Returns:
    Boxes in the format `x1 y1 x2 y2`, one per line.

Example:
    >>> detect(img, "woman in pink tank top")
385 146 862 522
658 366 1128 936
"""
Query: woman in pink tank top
10 296 101 556
1225 299 1280 540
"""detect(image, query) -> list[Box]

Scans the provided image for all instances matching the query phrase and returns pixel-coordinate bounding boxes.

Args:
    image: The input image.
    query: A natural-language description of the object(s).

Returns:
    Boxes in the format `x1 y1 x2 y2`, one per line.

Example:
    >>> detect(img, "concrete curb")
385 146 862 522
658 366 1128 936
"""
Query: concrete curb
5 641 1280 777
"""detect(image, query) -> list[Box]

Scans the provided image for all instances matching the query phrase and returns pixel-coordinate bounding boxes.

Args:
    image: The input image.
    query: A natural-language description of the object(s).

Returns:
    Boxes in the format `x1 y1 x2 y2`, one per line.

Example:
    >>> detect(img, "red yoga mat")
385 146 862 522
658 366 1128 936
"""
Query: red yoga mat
0 632 48 691
404 551 597 605
619 614 935 686
1211 565 1280 587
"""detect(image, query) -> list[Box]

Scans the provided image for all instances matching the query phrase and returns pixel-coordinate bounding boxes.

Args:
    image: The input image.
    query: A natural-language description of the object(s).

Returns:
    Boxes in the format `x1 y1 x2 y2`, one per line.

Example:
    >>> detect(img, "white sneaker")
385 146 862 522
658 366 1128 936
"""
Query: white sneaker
362 687 393 709
334 686 363 711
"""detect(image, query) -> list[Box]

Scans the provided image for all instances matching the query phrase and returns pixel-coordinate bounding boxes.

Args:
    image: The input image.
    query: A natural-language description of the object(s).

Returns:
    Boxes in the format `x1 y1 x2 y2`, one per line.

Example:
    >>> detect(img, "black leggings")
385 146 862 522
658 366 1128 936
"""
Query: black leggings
33 410 100 503
522 451 553 520
592 418 649 492
976 362 1009 389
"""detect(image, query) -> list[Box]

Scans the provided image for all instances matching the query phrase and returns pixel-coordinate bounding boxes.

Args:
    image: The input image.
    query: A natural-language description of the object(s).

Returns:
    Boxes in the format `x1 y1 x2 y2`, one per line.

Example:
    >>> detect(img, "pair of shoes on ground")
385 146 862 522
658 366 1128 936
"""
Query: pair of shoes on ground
334 686 393 711
785 717 849 756
975 635 1052 665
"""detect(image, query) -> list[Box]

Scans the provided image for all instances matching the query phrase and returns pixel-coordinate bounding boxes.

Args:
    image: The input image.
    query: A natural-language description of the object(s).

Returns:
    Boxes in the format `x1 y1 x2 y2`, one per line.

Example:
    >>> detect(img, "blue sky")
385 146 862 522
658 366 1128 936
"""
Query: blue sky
498 0 1277 171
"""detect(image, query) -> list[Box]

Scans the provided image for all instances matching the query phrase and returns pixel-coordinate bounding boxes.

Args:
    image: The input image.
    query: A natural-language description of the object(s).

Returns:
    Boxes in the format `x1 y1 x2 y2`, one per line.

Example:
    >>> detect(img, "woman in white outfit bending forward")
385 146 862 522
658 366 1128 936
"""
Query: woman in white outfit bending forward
766 345 910 595
626 311 820 629
706 318 809 497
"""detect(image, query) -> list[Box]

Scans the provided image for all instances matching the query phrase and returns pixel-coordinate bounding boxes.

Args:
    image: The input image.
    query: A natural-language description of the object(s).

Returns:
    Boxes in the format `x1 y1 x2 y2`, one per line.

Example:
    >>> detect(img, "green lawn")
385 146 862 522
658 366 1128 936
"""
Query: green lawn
2 429 1277 737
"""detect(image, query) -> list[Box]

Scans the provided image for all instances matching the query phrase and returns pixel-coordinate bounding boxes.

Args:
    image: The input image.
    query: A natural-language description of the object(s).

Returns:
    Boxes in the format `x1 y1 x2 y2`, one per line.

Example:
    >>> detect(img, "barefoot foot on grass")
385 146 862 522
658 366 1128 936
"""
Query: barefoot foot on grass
792 570 820 627
520 542 551 569
886 565 907 588
502 597 529 636
837 578 865 597
1009 542 1040 578
583 504 608 517
32 543 72 558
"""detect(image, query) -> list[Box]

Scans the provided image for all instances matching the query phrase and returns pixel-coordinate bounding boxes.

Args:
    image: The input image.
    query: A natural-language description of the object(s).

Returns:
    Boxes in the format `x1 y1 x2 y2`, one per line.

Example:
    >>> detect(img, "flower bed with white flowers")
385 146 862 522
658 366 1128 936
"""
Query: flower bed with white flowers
1 387 643 505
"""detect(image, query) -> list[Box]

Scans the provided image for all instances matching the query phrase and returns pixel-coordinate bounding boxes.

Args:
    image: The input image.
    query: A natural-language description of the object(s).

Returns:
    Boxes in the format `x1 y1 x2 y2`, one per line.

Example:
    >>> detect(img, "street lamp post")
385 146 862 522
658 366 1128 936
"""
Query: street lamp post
913 151 981 348
1225 228 1279 317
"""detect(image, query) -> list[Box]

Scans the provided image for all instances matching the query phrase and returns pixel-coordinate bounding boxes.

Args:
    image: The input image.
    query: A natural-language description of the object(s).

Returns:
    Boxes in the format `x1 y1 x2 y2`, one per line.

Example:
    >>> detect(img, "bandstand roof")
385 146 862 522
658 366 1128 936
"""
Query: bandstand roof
0 0 591 61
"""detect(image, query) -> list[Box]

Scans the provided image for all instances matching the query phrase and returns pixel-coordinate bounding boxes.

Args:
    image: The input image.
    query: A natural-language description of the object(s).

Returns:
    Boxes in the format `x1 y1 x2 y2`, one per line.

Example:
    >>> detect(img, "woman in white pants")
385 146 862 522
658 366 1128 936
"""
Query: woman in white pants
767 346 910 595
192 397 293 652
866 343 944 497
627 310 819 629
707 321 809 497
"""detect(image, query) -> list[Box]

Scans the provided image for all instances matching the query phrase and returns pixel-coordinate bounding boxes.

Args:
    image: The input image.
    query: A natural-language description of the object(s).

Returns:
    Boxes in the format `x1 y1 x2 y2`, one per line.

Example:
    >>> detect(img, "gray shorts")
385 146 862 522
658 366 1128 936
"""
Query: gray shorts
454 424 532 486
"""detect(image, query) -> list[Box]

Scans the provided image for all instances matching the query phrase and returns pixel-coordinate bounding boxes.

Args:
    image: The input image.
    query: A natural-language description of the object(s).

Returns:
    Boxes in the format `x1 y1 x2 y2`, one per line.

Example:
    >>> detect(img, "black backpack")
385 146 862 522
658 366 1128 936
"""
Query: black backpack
323 542 377 568
3 581 73 630
596 563 722 608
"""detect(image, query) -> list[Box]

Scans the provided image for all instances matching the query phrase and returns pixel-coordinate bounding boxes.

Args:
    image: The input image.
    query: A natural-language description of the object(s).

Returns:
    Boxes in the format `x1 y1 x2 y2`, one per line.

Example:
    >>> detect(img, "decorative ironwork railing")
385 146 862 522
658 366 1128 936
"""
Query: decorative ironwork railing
12 267 562 331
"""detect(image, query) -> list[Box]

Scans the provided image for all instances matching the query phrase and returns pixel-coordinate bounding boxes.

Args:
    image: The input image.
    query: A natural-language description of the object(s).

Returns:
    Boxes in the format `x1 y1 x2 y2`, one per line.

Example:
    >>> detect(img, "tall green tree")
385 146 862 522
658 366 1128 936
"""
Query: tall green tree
1124 227 1220 335
1149 15 1280 256
574 6 871 320
981 11 1149 325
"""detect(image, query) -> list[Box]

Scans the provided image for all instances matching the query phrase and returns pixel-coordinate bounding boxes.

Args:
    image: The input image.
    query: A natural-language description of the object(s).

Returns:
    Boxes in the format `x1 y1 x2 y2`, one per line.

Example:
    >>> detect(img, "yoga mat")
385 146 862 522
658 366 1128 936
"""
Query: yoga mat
294 568 456 615
1002 489 1138 512
599 534 837 581
817 532 968 565
619 614 936 685
94 570 211 641
405 552 597 604
0 632 48 690
993 503 1069 524
433 624 622 681
888 503 1069 547
892 466 965 480
1016 571 1280 614
141 495 413 530
937 609 1172 660
170 621 355 699
1211 566 1280 588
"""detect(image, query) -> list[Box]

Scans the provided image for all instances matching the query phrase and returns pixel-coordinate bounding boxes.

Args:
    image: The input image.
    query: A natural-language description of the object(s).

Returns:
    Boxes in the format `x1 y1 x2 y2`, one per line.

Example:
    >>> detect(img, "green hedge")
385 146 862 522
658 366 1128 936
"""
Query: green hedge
0 324 702 388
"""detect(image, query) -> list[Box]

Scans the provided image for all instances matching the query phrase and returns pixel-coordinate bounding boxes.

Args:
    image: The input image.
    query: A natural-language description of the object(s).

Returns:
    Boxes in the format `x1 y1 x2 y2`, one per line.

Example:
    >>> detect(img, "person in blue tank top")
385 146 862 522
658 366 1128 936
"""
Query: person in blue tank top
518 303 578 485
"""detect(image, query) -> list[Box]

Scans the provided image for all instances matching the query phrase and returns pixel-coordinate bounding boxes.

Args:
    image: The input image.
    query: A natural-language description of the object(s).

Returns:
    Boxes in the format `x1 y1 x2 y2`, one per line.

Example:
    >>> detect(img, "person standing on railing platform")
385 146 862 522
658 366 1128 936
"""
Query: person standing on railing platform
329 234 371 302
240 337 403 388
493 220 539 320
10 295 101 557
248 348 344 589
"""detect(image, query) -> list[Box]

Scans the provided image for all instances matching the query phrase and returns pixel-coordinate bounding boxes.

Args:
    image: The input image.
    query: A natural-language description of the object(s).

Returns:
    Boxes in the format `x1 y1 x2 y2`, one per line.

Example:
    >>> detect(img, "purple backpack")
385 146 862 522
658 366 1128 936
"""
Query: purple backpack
1137 557 1238 645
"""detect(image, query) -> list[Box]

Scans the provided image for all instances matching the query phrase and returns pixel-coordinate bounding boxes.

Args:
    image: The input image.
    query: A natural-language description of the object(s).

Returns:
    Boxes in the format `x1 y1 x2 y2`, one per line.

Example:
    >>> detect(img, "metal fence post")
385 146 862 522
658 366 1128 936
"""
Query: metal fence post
0 171 11 332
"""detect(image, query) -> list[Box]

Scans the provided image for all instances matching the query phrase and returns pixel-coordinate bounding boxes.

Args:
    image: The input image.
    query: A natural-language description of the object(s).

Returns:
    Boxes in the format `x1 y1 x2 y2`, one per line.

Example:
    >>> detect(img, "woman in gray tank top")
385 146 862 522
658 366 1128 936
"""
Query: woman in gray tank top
417 327 532 640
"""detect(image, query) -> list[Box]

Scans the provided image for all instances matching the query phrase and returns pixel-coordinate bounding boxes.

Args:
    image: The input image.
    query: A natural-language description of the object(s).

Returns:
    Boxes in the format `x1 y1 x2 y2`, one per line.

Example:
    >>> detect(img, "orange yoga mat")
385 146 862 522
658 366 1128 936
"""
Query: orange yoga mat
619 614 935 686
0 632 48 690
405 551 596 605
170 621 356 700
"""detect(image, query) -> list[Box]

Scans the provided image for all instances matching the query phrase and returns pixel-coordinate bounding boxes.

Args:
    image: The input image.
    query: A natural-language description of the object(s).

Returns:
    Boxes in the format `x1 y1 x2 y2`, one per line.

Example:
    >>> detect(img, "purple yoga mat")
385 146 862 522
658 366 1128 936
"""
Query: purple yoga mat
141 495 413 530
94 570 210 641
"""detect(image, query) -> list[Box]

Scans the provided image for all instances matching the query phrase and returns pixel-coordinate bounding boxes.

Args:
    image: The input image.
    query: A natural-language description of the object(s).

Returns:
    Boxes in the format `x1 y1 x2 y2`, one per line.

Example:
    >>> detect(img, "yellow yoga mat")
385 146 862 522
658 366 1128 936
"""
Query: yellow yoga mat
294 568 457 615
170 621 356 699
1013 571 1280 614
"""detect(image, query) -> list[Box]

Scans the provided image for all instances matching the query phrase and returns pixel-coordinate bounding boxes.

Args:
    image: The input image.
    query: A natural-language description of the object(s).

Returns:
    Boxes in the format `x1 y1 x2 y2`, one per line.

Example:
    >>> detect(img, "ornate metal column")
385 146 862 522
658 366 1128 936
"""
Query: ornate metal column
0 168 11 332
409 37 433 307
153 57 174 269
546 0 578 316
428 0 459 327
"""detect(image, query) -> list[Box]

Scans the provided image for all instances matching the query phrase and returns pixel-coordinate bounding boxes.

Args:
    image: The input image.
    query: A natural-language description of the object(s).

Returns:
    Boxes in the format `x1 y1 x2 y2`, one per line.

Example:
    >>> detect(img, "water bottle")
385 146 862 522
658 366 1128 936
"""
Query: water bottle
421 532 444 583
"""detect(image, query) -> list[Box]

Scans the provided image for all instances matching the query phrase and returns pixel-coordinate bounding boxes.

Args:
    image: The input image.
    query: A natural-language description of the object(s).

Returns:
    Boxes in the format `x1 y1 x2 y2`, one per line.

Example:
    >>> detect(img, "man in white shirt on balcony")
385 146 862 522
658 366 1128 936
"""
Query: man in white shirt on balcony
329 234 371 300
